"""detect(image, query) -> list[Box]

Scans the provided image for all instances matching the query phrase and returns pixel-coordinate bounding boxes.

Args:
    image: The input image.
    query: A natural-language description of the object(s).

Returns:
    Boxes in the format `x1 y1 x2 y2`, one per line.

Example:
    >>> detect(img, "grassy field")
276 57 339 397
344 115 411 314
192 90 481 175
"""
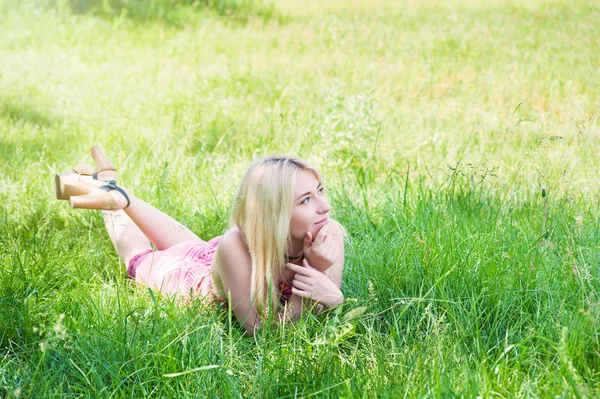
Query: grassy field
1 0 600 397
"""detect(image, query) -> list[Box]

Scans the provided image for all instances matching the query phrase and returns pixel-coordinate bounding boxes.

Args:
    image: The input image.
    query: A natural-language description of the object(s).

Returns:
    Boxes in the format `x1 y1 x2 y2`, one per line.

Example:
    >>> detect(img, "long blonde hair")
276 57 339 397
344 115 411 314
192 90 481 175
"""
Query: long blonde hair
229 155 322 317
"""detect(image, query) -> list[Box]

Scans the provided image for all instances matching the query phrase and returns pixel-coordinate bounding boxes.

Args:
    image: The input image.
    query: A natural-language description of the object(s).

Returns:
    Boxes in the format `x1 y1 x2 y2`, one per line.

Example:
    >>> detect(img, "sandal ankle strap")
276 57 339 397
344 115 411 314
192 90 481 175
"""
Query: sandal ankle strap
99 180 131 209
92 169 117 181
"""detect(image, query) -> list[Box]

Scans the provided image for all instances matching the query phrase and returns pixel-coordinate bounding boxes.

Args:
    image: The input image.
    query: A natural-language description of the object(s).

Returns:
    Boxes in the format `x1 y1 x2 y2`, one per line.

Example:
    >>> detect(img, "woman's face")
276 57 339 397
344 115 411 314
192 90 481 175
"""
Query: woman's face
289 169 331 243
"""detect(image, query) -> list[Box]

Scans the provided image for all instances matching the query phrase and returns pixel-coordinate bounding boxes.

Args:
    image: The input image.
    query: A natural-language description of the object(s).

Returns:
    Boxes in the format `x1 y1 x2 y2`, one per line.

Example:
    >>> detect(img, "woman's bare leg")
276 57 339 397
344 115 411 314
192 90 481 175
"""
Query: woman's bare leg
123 192 206 250
80 173 205 251
102 209 152 267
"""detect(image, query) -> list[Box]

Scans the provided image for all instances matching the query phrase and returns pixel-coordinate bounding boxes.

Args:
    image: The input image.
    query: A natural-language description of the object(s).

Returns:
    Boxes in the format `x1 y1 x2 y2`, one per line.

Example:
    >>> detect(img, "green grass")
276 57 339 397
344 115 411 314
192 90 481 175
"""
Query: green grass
1 0 600 397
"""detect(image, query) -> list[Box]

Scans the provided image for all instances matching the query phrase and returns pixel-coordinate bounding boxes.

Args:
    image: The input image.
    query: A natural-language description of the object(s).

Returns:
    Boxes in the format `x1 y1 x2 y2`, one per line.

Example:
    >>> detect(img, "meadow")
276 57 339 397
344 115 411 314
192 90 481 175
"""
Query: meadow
1 0 600 397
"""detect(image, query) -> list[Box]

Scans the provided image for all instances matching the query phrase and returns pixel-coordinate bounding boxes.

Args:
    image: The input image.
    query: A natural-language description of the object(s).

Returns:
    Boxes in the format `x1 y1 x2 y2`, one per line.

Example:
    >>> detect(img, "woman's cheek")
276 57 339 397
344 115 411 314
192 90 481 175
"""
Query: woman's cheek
289 224 303 241
290 214 308 240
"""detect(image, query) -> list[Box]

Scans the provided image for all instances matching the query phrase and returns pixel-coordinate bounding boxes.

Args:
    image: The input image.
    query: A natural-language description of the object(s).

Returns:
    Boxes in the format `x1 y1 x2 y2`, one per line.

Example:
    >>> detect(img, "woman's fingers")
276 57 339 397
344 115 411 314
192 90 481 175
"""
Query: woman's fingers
311 233 334 254
286 263 303 272
303 231 313 251
286 263 312 277
329 243 338 259
308 239 335 265
291 287 309 298
287 261 317 274
313 221 331 245
292 272 311 283
292 279 311 291
322 237 334 252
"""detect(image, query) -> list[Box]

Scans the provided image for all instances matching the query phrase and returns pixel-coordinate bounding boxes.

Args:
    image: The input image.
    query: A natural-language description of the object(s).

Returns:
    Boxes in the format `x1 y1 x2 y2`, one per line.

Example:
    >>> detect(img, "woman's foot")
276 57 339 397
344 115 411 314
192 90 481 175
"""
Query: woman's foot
73 146 118 182
55 146 127 209
55 173 130 210
73 163 118 182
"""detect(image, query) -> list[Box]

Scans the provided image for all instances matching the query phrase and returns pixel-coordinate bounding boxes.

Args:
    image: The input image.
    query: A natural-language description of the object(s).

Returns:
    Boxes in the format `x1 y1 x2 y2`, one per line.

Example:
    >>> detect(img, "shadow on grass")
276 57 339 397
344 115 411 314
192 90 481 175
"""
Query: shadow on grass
46 0 280 26
0 96 56 128
0 92 85 167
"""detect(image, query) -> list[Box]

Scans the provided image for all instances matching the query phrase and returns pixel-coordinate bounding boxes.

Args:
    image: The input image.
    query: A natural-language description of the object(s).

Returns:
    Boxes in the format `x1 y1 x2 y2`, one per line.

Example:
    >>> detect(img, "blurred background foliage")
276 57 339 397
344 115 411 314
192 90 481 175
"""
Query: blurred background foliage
9 0 277 25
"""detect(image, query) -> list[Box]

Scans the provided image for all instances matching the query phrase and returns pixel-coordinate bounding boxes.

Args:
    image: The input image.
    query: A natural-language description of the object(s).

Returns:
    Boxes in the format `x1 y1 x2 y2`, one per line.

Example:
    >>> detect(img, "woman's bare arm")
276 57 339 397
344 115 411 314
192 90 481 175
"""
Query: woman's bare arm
323 221 345 287
213 229 262 334
214 223 345 333
303 219 345 286
288 221 345 308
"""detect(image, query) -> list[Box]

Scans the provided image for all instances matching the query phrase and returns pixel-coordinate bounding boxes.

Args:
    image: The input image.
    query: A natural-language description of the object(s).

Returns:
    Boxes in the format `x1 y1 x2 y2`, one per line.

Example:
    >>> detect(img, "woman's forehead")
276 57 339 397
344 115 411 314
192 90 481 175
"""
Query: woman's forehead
294 170 320 194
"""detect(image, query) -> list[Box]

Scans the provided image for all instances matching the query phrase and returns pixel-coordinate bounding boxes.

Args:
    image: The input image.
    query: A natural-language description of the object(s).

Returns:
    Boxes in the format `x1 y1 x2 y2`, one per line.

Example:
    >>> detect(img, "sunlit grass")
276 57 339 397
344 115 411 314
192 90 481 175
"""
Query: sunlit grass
1 0 599 397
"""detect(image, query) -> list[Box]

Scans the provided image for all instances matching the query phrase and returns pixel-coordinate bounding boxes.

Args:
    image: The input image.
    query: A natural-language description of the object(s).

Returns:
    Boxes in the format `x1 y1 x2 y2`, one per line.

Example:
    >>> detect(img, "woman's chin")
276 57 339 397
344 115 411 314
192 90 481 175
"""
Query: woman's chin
311 223 327 238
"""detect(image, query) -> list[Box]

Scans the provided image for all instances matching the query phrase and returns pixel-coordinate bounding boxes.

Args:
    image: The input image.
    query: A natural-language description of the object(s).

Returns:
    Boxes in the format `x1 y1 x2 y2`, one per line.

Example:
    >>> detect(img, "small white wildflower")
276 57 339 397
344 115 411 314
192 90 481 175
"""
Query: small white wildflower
53 314 67 340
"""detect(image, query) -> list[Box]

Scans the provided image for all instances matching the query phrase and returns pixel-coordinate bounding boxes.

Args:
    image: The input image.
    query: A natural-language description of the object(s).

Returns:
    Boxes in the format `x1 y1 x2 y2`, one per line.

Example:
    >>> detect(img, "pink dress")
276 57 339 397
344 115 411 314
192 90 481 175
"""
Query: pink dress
127 237 222 298
127 236 294 303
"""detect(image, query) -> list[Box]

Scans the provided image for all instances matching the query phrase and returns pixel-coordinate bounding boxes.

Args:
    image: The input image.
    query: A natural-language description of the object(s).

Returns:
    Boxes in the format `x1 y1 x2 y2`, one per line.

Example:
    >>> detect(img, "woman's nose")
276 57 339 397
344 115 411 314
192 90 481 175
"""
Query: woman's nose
319 197 331 213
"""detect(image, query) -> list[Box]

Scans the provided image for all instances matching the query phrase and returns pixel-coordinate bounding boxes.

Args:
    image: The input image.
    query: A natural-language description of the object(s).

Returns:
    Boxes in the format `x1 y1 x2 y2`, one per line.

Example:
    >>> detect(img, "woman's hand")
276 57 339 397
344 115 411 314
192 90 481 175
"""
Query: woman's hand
286 259 344 308
303 222 338 272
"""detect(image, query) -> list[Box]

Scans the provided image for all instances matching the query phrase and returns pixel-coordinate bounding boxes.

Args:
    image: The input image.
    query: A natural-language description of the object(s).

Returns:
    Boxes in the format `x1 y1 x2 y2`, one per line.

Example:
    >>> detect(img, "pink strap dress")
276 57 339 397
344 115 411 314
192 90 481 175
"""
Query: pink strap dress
127 237 222 298
127 237 293 303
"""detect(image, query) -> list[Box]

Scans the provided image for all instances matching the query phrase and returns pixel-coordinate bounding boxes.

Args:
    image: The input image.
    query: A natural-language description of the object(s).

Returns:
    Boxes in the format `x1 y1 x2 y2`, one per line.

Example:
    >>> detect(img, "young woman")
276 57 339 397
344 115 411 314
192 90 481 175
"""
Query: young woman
55 147 345 333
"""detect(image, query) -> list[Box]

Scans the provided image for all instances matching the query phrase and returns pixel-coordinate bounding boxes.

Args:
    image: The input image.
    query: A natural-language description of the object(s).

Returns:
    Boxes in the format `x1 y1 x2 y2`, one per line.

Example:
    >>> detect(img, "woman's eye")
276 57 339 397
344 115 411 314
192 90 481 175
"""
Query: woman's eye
301 197 310 204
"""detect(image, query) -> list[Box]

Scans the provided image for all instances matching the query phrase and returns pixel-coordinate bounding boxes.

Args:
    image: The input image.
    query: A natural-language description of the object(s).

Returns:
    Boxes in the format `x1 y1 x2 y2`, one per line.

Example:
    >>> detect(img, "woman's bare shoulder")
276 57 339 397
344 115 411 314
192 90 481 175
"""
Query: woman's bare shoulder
214 228 251 272
211 228 252 300
220 227 246 250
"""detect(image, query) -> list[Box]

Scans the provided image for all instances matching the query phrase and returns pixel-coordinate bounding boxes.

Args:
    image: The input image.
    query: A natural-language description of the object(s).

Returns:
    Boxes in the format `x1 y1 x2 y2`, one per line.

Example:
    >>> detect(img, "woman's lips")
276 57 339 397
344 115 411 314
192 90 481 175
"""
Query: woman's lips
315 217 329 225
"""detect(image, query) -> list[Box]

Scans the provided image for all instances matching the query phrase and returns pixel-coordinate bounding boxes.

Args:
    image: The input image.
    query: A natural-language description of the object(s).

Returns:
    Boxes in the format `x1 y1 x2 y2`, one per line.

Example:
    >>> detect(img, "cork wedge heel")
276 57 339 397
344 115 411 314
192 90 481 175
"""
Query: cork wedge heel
55 146 130 210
